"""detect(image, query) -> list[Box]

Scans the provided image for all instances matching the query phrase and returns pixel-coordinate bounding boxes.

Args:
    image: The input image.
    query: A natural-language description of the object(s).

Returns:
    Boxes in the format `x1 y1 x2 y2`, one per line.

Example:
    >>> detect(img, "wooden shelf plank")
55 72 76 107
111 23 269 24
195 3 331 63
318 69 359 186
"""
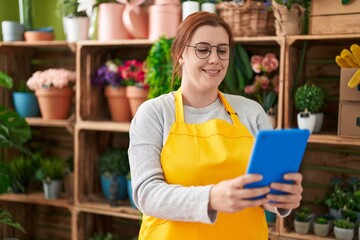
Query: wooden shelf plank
280 232 335 240
0 192 73 209
26 117 73 128
76 121 130 132
77 202 141 220
308 133 360 146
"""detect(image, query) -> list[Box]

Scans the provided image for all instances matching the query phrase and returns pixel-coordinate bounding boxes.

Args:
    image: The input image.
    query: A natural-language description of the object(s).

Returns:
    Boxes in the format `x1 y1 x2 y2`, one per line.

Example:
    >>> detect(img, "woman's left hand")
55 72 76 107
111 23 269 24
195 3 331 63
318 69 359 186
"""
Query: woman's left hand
266 173 303 210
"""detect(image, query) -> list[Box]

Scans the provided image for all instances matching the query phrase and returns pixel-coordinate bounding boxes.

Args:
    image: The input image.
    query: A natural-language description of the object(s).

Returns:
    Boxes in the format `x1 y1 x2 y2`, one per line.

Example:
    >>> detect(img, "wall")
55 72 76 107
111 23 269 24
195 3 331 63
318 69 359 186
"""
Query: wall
0 0 65 41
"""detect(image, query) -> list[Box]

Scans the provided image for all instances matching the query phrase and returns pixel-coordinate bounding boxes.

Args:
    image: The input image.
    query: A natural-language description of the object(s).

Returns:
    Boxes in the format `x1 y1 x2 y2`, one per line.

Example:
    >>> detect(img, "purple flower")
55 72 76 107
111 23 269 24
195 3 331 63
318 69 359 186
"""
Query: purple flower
91 59 123 87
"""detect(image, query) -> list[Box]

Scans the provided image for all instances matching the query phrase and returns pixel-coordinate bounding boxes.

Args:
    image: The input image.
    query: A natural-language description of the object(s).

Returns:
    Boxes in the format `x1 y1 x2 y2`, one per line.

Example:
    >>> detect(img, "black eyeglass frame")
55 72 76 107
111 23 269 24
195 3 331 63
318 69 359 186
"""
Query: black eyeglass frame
185 43 230 61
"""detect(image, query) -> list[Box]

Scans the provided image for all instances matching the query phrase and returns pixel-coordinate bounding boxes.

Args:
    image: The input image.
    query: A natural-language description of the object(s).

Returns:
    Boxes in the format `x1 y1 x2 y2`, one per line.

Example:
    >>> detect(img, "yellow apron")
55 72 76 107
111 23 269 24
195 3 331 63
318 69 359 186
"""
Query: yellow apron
139 89 268 240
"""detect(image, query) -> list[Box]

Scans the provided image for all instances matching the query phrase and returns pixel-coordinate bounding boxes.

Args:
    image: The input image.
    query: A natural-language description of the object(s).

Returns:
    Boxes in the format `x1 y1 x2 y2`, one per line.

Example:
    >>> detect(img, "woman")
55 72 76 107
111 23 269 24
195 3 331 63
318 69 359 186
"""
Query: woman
129 12 303 239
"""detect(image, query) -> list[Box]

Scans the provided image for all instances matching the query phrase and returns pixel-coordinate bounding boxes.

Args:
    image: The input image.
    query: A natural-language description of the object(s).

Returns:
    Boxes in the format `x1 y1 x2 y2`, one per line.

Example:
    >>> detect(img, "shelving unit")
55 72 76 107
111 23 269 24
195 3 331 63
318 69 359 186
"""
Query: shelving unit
0 42 76 240
1 35 360 239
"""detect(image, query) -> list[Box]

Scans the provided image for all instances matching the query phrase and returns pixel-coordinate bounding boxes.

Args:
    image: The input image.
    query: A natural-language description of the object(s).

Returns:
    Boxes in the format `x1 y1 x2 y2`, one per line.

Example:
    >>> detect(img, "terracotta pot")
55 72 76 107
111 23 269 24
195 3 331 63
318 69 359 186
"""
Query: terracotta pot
148 2 181 40
24 31 54 41
98 3 131 40
104 86 131 122
35 87 74 120
126 86 149 117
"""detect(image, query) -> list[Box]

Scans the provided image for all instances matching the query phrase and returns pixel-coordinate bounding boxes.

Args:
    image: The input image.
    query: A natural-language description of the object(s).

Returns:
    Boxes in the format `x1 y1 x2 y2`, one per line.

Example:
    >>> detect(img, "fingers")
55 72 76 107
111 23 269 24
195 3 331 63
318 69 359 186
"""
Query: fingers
232 174 264 189
266 173 303 210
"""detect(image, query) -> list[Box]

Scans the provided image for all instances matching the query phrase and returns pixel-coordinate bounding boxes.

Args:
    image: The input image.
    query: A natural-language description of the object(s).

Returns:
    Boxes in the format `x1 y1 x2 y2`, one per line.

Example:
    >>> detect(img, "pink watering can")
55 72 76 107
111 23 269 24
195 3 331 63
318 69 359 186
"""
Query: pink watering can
118 0 149 39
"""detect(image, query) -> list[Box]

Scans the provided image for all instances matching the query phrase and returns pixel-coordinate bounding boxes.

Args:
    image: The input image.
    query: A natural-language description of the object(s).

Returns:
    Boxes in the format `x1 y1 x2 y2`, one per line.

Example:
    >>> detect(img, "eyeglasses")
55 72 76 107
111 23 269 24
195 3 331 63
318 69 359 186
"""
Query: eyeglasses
185 43 230 60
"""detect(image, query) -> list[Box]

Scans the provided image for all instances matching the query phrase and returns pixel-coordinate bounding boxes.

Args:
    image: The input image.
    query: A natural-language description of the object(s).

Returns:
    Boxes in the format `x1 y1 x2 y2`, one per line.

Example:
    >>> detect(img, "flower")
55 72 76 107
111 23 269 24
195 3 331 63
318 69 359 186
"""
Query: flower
26 68 76 91
118 60 148 88
245 53 279 113
91 59 123 87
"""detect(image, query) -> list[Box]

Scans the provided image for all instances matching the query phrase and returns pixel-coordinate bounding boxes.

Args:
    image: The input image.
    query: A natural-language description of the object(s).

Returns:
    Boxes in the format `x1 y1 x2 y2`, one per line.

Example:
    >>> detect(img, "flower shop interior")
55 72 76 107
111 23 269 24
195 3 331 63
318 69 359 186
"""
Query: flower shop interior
1 0 360 239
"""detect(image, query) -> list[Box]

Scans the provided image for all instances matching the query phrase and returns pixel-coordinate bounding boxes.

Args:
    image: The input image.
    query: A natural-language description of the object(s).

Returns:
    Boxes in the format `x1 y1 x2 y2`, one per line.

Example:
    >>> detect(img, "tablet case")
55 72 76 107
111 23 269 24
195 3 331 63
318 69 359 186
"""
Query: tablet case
244 129 310 198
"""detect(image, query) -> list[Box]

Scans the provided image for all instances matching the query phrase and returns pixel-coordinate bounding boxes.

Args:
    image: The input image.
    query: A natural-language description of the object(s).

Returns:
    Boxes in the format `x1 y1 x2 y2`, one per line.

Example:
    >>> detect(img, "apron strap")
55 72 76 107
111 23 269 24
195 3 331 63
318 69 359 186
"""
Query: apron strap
175 88 185 122
174 88 241 126
218 91 242 126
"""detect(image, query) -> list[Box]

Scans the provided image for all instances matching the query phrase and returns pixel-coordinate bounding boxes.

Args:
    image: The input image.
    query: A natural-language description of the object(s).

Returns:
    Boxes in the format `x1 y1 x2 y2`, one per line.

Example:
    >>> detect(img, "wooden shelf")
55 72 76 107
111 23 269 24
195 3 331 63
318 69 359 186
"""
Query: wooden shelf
0 192 73 210
26 117 74 128
280 232 336 240
76 121 130 132
309 133 360 146
77 202 141 220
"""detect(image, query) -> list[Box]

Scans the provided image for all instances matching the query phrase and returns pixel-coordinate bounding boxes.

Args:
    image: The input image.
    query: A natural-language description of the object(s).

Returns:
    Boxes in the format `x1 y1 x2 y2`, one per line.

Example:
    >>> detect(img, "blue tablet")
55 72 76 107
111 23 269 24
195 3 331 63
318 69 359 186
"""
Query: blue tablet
244 129 310 198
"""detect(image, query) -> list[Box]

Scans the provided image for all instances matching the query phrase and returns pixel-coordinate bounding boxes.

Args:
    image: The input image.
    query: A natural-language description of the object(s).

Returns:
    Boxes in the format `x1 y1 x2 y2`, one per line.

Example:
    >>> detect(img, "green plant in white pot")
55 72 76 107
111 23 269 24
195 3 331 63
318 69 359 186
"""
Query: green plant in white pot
294 84 325 134
334 218 354 240
313 216 330 237
35 157 65 199
57 0 89 42
293 206 312 234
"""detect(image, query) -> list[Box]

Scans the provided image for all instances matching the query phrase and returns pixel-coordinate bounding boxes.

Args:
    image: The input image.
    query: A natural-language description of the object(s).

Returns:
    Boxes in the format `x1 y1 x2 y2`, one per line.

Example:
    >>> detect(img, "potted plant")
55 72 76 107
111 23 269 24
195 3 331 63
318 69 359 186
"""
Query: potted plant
244 53 280 128
294 83 325 133
0 73 29 233
271 0 309 36
26 68 76 120
334 219 355 240
325 178 348 219
57 0 90 42
90 232 121 240
313 216 330 237
92 59 131 122
12 80 40 118
99 148 130 203
293 206 312 234
7 156 36 193
119 59 149 117
35 157 66 199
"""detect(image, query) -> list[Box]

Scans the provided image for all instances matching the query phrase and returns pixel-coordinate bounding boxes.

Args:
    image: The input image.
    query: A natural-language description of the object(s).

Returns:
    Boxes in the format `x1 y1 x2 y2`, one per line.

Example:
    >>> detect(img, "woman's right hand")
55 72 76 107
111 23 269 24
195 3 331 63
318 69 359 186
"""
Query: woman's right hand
209 174 270 213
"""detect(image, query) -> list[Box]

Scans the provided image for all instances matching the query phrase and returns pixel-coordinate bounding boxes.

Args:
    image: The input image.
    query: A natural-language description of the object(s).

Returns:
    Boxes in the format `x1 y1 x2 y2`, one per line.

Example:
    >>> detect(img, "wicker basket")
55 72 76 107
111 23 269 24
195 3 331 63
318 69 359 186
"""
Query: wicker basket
217 0 275 37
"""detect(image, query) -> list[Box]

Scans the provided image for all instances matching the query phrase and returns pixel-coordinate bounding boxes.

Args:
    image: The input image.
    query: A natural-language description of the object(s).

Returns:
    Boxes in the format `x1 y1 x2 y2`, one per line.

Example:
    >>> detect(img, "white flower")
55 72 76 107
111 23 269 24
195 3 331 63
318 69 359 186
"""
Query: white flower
78 0 96 17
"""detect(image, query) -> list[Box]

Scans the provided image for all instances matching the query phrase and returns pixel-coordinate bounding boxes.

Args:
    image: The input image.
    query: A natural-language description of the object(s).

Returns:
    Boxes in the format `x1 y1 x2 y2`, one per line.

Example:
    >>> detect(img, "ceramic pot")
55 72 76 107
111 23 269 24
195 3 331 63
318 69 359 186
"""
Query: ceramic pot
127 178 137 209
314 222 330 237
182 1 199 20
100 175 127 200
294 220 311 234
62 16 89 42
126 86 149 117
297 111 316 134
24 31 54 41
313 112 324 133
12 92 40 117
148 2 181 40
98 3 131 40
104 86 131 122
334 226 354 240
1 21 24 41
35 87 74 120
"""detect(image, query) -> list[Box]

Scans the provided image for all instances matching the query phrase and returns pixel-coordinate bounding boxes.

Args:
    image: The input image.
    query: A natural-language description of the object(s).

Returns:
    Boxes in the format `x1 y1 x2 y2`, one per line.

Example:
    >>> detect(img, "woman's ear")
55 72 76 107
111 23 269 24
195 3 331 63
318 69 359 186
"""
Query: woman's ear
179 58 184 66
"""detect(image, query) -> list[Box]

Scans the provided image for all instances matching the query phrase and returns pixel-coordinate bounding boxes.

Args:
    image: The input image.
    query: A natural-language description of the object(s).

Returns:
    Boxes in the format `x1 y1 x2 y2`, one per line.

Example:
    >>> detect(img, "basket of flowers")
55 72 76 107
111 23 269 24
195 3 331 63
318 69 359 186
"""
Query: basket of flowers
216 0 275 37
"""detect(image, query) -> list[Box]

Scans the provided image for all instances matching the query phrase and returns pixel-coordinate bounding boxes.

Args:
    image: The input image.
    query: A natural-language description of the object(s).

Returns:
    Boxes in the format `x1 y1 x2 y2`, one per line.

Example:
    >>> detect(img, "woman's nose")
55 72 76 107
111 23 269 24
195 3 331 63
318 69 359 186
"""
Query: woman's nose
207 50 220 64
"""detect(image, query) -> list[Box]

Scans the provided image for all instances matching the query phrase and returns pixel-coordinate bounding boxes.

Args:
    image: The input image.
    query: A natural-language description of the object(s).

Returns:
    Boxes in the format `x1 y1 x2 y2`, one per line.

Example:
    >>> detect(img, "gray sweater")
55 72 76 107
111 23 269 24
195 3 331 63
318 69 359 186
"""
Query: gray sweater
128 92 273 224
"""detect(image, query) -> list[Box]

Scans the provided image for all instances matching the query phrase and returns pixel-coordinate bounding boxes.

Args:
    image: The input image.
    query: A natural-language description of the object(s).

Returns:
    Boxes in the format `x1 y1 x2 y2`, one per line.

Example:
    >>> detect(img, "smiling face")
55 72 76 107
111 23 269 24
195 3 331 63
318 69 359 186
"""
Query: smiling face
181 25 230 94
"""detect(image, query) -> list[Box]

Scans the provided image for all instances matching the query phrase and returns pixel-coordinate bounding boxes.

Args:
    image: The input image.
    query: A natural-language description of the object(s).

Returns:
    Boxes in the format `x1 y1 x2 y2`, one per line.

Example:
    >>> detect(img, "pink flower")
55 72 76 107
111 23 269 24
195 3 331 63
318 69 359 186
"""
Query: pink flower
256 75 270 90
27 68 76 91
118 59 147 88
251 55 263 73
261 54 279 73
244 84 257 94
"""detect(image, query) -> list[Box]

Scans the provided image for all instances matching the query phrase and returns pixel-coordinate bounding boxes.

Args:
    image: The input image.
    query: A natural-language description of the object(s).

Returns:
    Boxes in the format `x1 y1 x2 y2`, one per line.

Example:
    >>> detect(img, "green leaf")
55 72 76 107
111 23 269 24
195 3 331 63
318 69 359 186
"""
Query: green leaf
263 92 277 112
0 210 25 233
342 0 351 5
0 71 13 89
0 106 31 149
